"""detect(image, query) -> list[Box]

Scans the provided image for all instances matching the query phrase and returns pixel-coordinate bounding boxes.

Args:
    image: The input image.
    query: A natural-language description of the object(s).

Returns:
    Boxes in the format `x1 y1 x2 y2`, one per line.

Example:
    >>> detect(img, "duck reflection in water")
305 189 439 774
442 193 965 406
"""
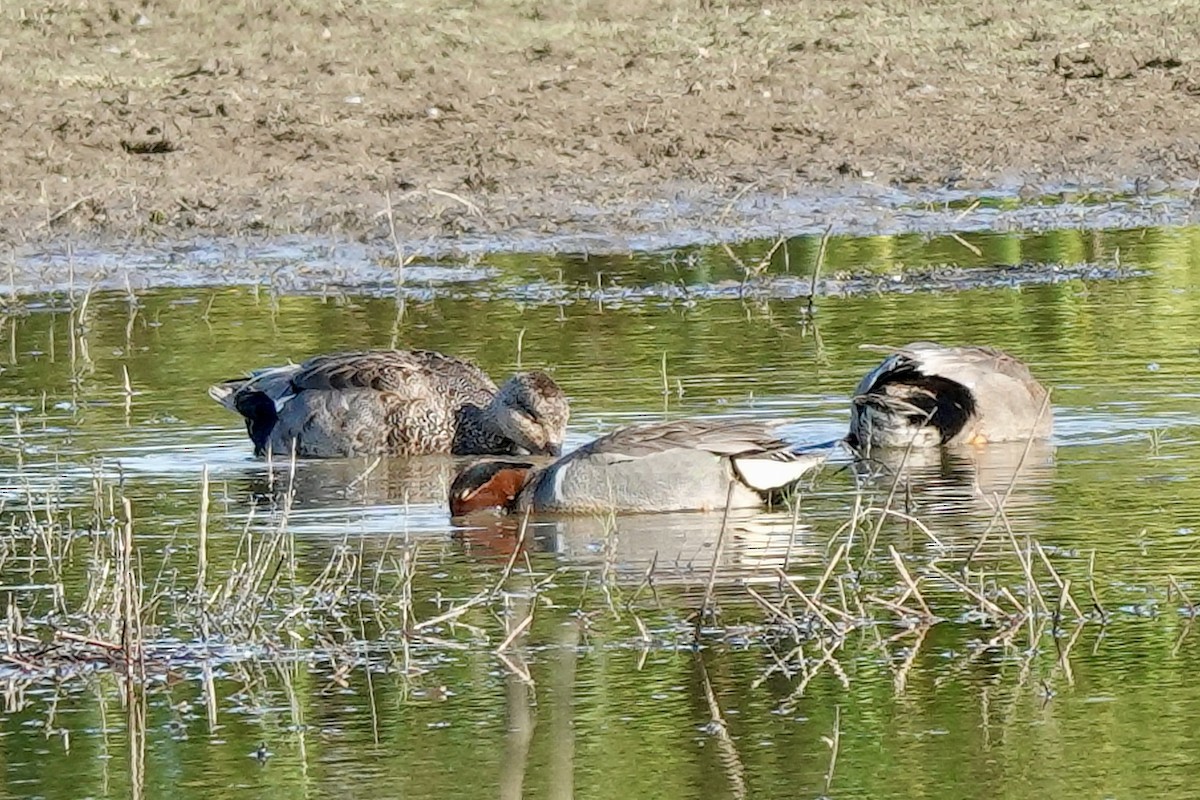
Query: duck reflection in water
453 506 824 585
232 454 465 510
848 438 1057 549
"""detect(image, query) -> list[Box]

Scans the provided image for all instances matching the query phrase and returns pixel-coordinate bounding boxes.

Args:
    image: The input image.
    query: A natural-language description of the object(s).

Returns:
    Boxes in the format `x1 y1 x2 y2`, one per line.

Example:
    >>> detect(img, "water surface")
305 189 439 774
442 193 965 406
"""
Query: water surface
2 221 1200 798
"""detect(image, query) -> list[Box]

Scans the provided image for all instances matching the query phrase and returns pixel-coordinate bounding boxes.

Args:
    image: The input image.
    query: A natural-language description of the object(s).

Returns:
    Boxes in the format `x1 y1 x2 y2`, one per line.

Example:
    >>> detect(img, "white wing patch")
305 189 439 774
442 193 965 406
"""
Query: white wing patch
732 451 827 491
551 460 571 503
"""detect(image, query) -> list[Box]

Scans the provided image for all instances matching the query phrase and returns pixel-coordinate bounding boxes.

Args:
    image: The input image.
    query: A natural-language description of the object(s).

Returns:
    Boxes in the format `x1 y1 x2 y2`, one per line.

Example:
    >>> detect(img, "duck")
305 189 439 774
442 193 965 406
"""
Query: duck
209 349 569 458
847 342 1052 451
449 417 834 516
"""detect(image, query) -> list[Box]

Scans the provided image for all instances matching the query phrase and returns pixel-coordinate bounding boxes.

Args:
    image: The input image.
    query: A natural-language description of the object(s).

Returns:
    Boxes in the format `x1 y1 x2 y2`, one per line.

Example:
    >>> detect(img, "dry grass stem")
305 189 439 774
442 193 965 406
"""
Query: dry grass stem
694 480 737 642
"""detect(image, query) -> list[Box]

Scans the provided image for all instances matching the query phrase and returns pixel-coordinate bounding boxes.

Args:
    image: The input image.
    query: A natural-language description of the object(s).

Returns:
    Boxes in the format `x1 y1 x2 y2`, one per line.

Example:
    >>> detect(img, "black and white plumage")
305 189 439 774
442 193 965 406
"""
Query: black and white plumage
848 342 1052 450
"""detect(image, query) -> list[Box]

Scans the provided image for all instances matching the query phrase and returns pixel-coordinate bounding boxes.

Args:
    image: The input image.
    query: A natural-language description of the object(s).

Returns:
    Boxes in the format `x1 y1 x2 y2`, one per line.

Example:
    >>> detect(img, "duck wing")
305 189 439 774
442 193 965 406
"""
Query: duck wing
288 350 497 399
580 418 832 492
575 418 794 461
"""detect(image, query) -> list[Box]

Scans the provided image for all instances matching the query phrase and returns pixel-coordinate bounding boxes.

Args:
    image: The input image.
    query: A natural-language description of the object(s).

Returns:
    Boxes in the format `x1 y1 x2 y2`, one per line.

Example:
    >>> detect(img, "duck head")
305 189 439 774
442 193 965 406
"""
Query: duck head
489 371 569 456
449 460 536 516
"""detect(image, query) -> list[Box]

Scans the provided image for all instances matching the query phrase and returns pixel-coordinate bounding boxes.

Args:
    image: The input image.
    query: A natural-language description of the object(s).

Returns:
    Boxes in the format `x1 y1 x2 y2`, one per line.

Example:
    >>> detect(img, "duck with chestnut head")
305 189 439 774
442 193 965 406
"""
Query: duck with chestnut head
449 417 834 516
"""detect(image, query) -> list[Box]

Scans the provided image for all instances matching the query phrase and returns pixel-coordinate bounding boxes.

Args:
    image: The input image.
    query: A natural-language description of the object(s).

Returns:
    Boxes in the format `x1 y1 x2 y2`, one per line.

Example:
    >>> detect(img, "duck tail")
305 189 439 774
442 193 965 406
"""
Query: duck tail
208 379 248 412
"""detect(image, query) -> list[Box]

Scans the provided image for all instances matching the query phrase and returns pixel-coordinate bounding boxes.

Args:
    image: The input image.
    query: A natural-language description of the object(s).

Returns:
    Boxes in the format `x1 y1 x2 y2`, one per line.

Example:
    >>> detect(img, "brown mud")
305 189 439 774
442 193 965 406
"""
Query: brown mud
4 0 1200 253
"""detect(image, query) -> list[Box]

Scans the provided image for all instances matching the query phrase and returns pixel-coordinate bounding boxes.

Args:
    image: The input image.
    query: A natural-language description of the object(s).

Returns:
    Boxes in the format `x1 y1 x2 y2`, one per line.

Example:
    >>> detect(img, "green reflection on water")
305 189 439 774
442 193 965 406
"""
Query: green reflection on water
7 625 1200 800
486 222 1199 288
2 221 1200 798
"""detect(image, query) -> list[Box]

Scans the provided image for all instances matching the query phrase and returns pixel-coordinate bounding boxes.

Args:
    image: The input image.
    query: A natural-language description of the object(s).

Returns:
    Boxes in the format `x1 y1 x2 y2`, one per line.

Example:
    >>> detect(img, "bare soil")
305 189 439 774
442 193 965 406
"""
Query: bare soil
4 0 1200 250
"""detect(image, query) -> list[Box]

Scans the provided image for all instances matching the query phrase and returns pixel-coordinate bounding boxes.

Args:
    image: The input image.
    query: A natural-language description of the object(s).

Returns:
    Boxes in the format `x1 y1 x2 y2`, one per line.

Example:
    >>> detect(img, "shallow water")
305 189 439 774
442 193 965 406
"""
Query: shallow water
10 181 1200 289
3 219 1200 798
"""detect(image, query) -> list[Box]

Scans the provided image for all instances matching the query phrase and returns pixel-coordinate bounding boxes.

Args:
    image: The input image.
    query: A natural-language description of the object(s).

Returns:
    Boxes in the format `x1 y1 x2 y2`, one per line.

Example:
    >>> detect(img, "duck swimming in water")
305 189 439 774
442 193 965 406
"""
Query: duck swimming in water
209 349 569 458
449 417 833 515
847 342 1052 451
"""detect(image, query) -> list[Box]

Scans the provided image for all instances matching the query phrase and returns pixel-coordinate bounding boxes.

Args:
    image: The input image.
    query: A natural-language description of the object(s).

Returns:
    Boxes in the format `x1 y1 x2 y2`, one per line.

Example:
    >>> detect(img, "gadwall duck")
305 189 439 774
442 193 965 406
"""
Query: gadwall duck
449 418 833 515
848 342 1052 450
209 349 569 458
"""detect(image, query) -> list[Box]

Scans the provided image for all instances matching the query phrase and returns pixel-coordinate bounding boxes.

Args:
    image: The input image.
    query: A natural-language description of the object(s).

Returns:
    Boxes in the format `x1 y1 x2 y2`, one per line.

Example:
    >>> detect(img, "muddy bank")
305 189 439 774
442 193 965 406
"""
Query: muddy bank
4 0 1200 250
